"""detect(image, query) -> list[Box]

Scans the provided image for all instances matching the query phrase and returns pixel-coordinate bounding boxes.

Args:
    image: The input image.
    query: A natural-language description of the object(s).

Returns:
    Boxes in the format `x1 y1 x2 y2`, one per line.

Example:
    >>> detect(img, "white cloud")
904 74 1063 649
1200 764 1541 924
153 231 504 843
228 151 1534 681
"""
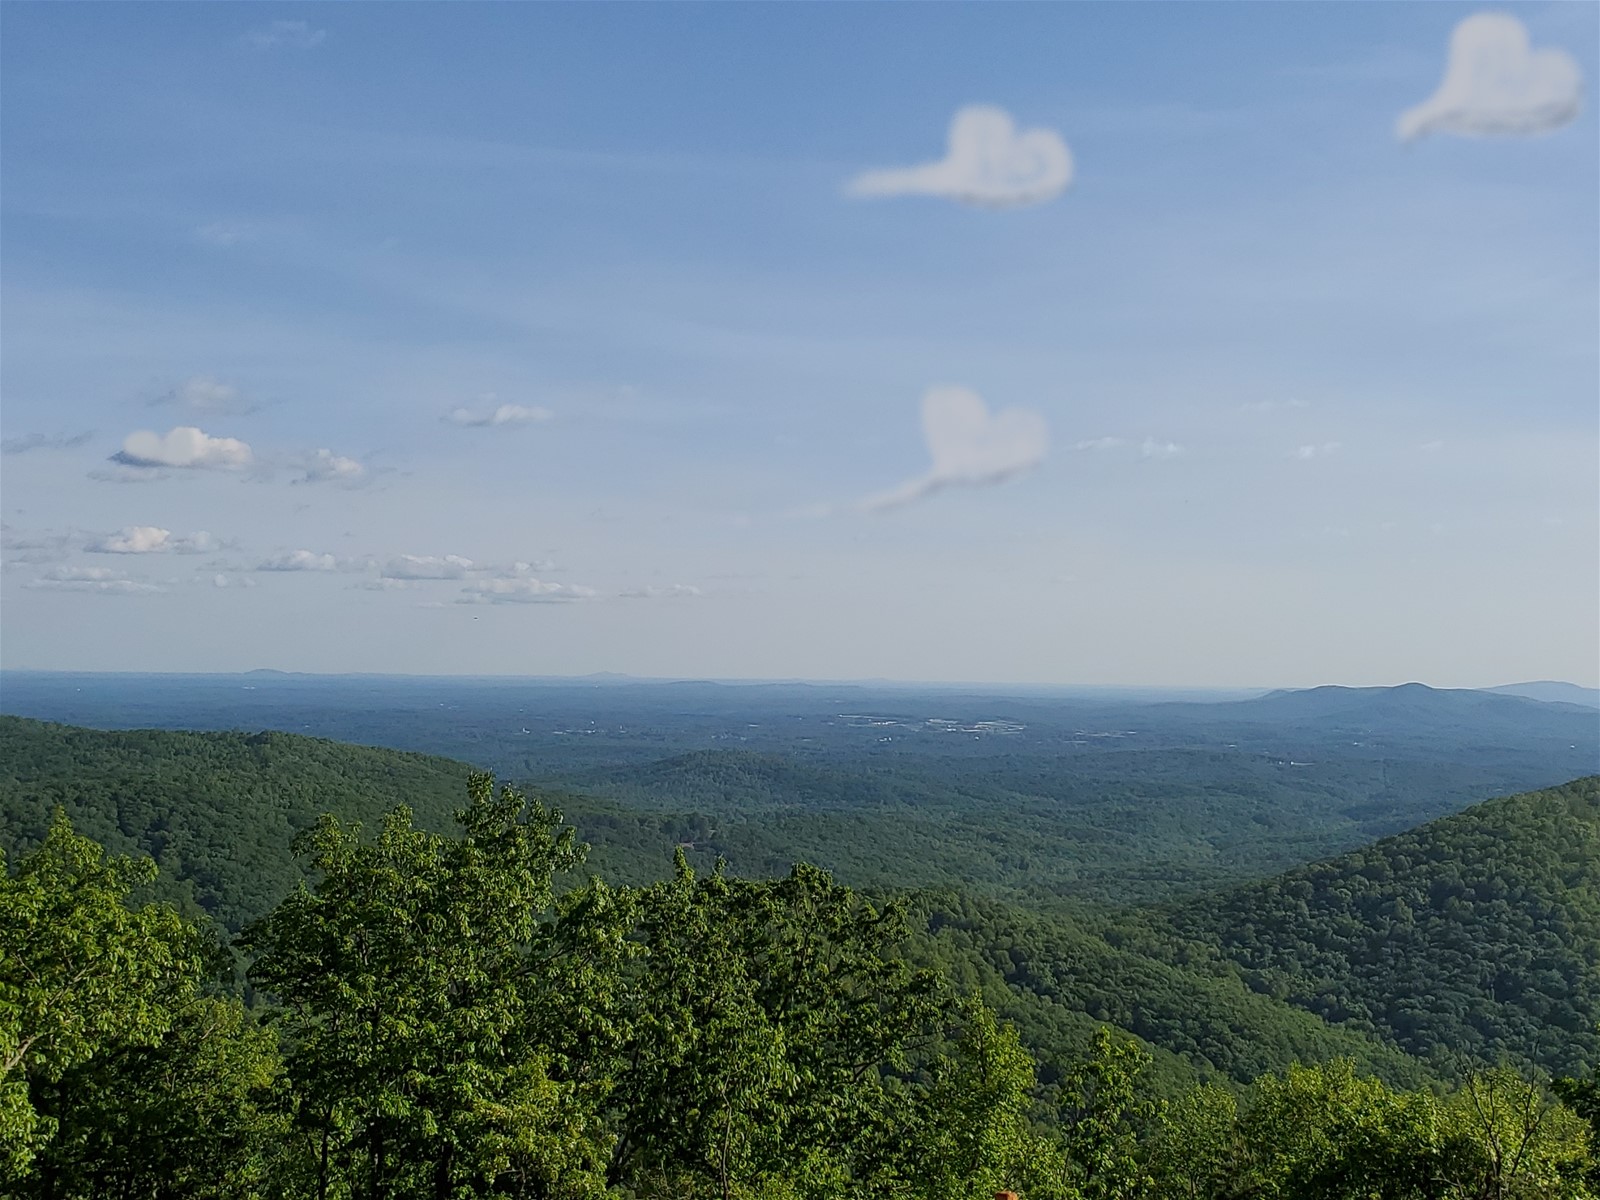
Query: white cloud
458 578 597 604
212 573 257 589
91 526 216 555
1074 435 1183 459
864 386 1048 510
1293 442 1342 460
444 400 553 428
24 566 163 595
245 20 326 50
296 448 365 484
1398 13 1582 141
156 375 254 414
383 554 476 580
111 426 252 470
620 583 703 600
847 105 1073 208
257 550 340 572
353 577 420 592
2 431 93 455
1140 438 1185 460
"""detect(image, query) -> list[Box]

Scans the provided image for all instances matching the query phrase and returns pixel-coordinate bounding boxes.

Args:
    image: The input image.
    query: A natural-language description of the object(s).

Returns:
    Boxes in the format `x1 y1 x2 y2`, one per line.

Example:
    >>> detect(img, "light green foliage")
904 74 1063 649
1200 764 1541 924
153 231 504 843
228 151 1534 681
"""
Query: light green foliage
1045 1027 1159 1200
1148 1084 1240 1200
902 996 1040 1199
0 813 280 1195
1440 1066 1595 1200
0 813 204 1176
592 852 944 1197
1240 1059 1444 1199
243 773 609 1200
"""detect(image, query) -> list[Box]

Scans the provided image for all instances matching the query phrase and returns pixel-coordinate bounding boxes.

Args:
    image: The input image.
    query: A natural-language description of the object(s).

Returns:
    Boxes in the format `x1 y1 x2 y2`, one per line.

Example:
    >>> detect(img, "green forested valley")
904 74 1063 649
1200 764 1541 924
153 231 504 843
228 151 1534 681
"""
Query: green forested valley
2 715 1597 1197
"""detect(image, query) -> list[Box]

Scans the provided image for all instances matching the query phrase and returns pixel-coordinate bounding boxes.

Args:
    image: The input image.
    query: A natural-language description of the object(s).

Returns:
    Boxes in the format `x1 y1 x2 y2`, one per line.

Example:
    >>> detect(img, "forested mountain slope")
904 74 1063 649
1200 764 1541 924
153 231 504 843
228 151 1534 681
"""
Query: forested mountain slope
0 716 473 931
1161 776 1600 1078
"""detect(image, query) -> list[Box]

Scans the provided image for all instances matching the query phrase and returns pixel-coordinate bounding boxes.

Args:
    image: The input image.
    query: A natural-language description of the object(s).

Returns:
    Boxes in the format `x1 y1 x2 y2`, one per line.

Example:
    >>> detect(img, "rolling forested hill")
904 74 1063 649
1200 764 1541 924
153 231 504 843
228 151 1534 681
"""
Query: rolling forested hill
4 714 1596 1095
1159 776 1600 1078
0 716 473 931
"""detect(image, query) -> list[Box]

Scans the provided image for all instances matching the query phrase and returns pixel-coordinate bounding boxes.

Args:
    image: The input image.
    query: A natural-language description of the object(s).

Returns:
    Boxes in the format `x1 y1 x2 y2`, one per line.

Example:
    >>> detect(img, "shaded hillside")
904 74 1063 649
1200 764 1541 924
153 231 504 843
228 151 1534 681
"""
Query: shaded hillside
0 716 473 932
899 891 1425 1096
560 746 1554 903
1161 776 1600 1077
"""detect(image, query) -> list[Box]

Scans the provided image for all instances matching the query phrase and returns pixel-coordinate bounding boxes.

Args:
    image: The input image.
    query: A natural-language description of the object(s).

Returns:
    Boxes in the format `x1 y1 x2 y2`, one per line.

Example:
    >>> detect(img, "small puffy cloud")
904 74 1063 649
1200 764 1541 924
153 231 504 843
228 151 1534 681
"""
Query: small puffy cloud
296 449 365 484
258 550 340 572
847 105 1072 208
444 400 553 428
1293 442 1342 460
155 376 254 415
111 426 252 470
864 386 1048 511
458 578 597 605
24 566 163 595
212 573 257 589
1398 13 1582 141
1074 436 1127 452
2 431 94 455
620 583 703 600
91 526 216 555
245 20 326 50
383 554 476 580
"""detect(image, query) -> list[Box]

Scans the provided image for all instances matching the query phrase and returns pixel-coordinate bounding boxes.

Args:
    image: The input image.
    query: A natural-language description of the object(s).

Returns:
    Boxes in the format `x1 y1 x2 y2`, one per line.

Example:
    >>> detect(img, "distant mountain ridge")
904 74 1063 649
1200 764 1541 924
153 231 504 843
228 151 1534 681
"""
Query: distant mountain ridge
1485 680 1600 708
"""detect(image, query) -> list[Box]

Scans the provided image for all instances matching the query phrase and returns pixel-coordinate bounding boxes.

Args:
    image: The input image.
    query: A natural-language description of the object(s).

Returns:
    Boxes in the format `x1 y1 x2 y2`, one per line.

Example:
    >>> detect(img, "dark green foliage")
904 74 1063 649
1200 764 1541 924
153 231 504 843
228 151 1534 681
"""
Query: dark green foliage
0 716 473 932
1161 777 1600 1077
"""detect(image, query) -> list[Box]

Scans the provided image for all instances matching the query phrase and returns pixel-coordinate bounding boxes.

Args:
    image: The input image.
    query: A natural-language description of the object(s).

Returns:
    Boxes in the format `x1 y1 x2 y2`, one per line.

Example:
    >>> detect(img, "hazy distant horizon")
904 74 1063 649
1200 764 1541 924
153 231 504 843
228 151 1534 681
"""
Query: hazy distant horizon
3 665 1595 699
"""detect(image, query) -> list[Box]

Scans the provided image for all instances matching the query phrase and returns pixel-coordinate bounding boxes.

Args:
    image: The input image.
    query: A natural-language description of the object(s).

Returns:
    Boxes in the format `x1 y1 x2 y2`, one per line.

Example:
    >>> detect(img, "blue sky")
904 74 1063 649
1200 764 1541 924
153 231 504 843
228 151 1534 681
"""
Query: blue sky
2 2 1595 686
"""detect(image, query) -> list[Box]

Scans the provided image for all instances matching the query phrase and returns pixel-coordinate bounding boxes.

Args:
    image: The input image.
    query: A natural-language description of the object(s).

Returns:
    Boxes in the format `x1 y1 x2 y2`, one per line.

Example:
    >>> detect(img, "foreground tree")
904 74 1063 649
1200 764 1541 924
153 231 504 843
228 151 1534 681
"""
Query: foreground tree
243 774 609 1200
0 814 280 1196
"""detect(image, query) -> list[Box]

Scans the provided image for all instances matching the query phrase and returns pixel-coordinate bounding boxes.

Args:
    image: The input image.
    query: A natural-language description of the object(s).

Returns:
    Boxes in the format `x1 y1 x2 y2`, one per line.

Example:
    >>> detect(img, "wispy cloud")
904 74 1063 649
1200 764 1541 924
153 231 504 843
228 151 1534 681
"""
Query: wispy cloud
847 105 1072 208
458 578 597 605
863 386 1048 511
195 222 261 248
1398 13 1582 141
1074 436 1185 459
110 426 253 470
1238 399 1310 414
619 583 703 600
153 375 256 415
1292 442 1342 460
443 399 553 428
257 550 342 572
90 526 216 555
244 20 326 51
2 431 94 455
24 566 163 595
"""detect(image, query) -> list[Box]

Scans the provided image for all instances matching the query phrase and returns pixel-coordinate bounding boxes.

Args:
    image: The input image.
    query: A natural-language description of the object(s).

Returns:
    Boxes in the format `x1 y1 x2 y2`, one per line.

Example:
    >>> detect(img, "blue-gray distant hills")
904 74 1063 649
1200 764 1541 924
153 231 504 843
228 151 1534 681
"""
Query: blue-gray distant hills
1484 680 1600 708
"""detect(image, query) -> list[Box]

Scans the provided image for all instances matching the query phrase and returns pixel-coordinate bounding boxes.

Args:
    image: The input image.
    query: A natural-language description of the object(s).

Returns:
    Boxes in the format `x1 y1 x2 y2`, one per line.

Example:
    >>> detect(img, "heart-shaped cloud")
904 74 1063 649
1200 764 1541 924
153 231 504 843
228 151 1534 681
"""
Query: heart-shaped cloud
864 386 1049 510
1398 13 1582 141
847 106 1073 207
